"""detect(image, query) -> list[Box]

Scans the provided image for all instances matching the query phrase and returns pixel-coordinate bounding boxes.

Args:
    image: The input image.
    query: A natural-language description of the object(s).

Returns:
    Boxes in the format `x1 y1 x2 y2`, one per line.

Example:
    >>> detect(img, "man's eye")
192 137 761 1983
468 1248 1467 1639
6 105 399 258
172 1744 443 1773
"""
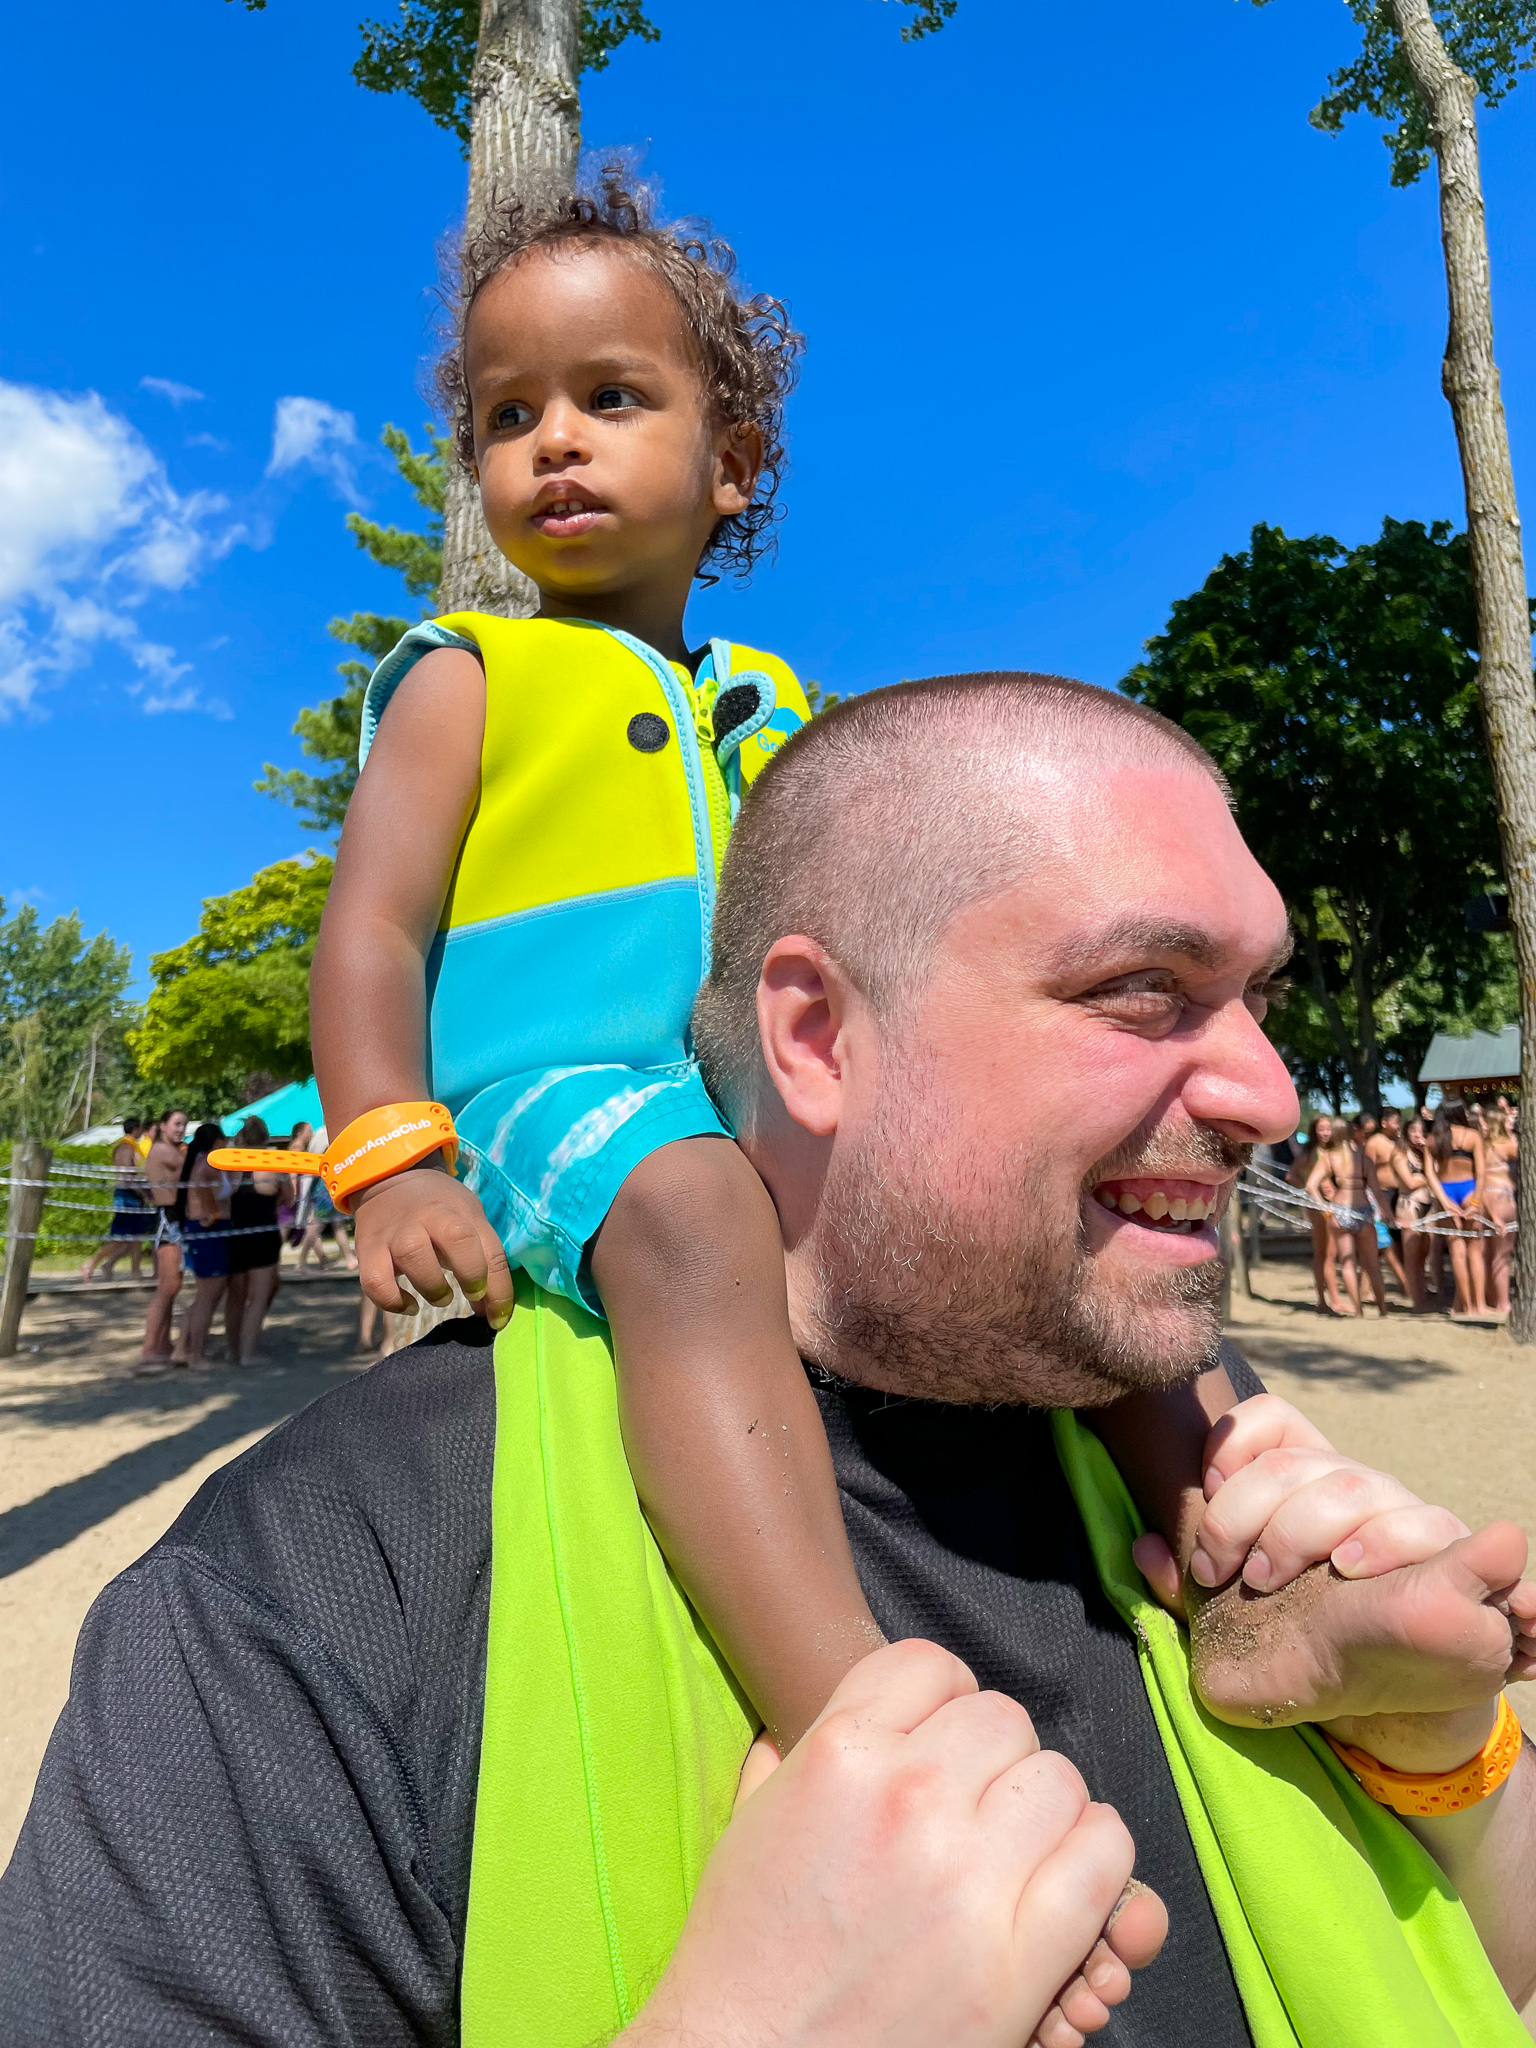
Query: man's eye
492 400 533 430
1091 986 1183 1028
1245 975 1291 1024
592 385 642 412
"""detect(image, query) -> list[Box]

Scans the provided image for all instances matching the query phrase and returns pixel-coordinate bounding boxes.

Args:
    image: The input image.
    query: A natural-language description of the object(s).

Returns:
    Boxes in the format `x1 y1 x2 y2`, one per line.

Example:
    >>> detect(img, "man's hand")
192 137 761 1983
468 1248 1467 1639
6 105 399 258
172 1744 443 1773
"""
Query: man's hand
623 1641 1167 2048
351 1165 513 1326
1131 1396 1536 1737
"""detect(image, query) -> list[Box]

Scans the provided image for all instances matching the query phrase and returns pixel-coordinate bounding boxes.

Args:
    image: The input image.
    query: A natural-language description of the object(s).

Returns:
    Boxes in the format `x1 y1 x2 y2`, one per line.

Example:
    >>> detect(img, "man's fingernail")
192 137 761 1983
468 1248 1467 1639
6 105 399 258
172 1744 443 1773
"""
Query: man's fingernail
1333 1540 1364 1573
1190 1548 1217 1587
1243 1551 1272 1590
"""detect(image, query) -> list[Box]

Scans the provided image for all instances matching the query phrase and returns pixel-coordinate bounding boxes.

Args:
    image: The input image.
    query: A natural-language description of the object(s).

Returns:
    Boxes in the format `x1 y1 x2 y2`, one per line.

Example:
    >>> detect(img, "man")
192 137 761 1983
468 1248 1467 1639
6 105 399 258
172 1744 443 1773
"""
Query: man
3 677 1532 2045
80 1118 150 1282
137 1108 187 1366
1362 1105 1413 1297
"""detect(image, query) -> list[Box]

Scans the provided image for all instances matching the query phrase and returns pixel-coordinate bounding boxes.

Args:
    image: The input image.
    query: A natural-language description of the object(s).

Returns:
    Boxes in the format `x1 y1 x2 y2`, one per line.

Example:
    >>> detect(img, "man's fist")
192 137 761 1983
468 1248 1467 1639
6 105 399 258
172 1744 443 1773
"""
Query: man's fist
625 1641 1167 2048
351 1165 513 1327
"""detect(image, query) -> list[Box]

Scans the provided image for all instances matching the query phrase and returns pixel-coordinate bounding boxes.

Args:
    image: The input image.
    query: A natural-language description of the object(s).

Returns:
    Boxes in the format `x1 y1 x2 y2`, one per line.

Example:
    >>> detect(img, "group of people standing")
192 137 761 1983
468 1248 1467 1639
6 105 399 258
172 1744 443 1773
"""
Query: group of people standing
1289 1097 1517 1319
80 1111 354 1370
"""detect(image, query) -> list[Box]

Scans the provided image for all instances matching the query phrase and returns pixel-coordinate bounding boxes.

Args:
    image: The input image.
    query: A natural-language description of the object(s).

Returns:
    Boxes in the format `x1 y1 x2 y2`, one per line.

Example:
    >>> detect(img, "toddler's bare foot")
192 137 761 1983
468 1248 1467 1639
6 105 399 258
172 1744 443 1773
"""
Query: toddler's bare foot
1184 1524 1536 1730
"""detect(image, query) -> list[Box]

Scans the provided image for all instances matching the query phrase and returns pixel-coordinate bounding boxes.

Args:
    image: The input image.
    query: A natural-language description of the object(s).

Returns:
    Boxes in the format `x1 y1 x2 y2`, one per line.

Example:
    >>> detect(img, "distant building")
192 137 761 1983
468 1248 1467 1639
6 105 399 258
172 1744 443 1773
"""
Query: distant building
1417 1026 1520 1096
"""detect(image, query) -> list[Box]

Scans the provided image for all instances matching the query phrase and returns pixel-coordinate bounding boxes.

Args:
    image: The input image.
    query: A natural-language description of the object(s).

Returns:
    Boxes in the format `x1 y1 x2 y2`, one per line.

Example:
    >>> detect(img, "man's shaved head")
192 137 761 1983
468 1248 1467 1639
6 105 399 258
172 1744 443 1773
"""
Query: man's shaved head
693 672 1230 1126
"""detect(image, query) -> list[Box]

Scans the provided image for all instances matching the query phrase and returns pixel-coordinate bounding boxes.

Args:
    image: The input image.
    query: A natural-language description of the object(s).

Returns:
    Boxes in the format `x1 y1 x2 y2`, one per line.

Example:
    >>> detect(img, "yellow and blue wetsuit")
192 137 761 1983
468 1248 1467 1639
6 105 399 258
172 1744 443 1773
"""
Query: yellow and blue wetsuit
360 612 809 1310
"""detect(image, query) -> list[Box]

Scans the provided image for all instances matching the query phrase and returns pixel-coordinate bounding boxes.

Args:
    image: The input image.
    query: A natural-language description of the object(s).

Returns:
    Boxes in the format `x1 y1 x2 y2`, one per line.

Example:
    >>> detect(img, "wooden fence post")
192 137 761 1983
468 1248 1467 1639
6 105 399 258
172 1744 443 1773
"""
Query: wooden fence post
0 1139 52 1358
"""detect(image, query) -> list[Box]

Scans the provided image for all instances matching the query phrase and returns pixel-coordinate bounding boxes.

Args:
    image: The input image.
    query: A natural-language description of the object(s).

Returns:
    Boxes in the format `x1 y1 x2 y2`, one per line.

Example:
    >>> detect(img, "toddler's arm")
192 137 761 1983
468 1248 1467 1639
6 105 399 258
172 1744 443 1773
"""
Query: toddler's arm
310 645 513 1325
590 1136 885 1754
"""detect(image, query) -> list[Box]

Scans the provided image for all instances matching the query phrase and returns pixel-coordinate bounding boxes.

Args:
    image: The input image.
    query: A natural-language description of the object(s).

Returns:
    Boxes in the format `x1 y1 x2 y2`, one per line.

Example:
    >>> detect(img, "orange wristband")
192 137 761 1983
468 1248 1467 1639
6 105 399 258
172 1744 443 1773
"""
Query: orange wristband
319 1102 458 1212
1324 1694 1522 1817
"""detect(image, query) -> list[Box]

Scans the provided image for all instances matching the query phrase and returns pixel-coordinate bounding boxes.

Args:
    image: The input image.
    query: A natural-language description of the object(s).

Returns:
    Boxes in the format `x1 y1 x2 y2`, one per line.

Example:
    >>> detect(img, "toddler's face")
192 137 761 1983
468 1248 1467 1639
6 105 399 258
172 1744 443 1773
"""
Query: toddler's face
466 244 759 604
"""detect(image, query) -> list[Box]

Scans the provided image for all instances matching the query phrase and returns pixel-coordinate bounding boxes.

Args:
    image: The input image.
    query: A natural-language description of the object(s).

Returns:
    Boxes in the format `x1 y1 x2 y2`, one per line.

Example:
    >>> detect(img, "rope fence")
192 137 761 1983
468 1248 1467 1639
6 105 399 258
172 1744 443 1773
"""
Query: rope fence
1238 1160 1512 1242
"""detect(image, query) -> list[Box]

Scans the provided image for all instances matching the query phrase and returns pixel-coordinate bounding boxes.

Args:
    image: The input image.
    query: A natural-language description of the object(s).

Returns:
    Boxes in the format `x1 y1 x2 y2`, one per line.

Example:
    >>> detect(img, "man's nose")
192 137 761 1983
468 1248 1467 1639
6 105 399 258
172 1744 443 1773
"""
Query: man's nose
1182 999 1300 1145
532 396 589 469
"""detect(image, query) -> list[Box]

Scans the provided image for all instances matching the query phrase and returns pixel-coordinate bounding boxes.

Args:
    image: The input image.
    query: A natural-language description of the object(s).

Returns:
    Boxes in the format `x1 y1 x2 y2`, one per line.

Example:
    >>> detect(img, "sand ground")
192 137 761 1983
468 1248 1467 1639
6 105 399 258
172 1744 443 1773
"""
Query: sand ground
3 1249 1535 2026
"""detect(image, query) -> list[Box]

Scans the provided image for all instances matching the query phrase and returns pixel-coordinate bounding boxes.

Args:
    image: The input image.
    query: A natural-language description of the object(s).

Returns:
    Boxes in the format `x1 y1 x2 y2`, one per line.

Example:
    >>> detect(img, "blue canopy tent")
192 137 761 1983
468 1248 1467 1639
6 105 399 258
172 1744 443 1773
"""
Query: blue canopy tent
218 1076 325 1139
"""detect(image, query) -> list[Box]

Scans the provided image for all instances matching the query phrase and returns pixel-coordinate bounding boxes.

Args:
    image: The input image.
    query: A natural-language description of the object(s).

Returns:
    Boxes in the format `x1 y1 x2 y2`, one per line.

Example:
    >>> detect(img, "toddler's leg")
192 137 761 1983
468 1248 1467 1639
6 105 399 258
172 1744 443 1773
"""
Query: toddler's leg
590 1136 884 1753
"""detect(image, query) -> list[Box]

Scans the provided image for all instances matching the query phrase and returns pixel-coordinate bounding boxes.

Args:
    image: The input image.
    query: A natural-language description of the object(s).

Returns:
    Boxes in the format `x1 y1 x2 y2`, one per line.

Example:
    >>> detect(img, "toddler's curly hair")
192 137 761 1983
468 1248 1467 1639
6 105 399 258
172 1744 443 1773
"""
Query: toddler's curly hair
438 168 804 584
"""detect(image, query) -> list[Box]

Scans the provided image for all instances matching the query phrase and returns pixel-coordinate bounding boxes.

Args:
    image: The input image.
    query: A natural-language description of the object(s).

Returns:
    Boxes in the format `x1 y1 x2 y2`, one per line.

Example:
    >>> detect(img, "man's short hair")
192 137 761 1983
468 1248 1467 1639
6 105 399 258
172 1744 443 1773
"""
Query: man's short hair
693 672 1229 1127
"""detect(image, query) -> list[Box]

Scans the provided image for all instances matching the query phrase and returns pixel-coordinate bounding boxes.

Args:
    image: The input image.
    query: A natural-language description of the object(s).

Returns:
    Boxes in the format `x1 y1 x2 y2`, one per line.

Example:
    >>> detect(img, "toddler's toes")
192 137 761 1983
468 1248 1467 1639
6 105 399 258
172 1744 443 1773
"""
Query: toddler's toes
1104 1876 1168 1970
1029 1999 1089 2048
1078 1936 1131 2008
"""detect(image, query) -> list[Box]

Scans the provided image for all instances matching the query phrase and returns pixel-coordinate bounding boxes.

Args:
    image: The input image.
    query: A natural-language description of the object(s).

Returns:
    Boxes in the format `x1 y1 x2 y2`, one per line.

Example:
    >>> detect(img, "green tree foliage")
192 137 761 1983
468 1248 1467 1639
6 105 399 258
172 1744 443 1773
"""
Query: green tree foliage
130 856 333 1103
0 906 135 1140
1123 518 1510 1113
1287 0 1536 185
234 0 661 147
257 424 445 835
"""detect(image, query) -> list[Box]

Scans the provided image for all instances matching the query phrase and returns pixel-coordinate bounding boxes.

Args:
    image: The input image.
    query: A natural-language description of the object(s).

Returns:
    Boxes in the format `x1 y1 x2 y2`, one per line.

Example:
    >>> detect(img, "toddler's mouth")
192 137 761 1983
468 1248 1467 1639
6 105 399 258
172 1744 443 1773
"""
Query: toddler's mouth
1091 1177 1228 1235
532 492 609 539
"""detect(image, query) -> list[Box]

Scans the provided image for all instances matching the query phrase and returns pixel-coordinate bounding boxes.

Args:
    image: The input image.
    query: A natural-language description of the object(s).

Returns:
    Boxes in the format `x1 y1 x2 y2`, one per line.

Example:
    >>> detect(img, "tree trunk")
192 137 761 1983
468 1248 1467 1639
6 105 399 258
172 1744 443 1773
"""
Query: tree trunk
436 0 582 619
1391 0 1536 1341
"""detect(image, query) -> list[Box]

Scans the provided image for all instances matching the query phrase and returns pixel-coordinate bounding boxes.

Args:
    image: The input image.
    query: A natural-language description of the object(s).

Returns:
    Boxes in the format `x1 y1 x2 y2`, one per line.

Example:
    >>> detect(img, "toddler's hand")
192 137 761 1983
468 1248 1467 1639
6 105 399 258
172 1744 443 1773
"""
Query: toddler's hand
352 1166 513 1328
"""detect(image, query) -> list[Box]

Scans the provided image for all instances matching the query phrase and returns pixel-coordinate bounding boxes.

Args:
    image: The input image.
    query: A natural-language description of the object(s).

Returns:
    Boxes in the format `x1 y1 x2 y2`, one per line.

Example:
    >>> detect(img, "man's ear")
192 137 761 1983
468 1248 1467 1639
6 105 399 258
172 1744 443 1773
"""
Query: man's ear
756 935 853 1139
712 421 763 519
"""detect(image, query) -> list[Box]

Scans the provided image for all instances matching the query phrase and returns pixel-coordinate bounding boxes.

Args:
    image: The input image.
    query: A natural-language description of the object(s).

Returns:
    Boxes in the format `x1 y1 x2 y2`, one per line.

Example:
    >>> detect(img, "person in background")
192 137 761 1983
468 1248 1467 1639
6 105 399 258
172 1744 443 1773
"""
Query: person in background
1358 1108 1410 1298
293 1126 358 1271
1307 1115 1389 1317
136 1111 188 1369
1289 1113 1343 1313
1482 1104 1518 1320
223 1119 290 1366
1426 1097 1491 1320
80 1119 150 1282
172 1124 233 1369
1392 1114 1436 1313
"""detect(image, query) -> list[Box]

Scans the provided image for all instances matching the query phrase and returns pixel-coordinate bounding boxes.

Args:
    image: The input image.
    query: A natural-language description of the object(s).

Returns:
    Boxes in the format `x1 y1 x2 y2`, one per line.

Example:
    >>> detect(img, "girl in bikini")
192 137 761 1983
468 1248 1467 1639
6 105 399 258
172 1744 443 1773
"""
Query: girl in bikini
1306 1120 1388 1317
1391 1114 1436 1313
1290 1113 1343 1313
1481 1106 1517 1319
1426 1098 1490 1319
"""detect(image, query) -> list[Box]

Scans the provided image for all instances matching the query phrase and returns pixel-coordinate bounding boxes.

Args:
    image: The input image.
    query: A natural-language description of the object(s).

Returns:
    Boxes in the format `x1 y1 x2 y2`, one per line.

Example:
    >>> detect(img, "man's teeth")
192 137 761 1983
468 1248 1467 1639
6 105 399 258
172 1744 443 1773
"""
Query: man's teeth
1096 1186 1214 1228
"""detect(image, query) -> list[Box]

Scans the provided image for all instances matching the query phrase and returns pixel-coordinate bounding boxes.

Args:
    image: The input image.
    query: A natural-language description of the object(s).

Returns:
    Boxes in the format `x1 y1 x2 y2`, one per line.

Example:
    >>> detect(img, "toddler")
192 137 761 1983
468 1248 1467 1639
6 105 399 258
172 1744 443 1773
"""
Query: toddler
308 176 1220 1753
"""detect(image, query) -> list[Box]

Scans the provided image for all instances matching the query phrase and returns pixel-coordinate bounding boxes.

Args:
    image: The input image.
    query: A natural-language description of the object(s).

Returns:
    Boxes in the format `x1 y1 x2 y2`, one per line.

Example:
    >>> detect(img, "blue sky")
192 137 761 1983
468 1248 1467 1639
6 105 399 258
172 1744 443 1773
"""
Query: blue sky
5 0 1534 993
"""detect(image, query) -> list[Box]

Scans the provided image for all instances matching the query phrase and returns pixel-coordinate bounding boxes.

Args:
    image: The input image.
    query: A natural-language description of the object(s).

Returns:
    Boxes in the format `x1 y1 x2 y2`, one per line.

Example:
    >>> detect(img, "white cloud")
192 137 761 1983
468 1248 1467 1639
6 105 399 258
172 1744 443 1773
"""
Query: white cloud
0 381 238 718
141 376 205 407
266 396 362 504
185 431 229 451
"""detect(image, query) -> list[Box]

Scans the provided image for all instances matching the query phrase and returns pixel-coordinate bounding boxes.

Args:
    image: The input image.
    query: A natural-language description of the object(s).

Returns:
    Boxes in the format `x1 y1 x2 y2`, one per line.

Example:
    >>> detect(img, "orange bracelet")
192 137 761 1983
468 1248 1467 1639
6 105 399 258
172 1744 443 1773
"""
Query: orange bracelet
319 1102 458 1212
210 1102 458 1214
1323 1695 1522 1817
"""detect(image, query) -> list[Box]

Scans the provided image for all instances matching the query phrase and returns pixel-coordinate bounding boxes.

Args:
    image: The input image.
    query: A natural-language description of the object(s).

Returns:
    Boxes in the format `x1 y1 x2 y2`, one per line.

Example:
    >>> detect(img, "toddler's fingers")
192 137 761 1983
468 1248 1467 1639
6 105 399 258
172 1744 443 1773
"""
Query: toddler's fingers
1328 1503 1472 1580
426 1209 495 1315
356 1235 412 1314
390 1228 456 1309
472 1223 514 1329
1202 1394 1334 1498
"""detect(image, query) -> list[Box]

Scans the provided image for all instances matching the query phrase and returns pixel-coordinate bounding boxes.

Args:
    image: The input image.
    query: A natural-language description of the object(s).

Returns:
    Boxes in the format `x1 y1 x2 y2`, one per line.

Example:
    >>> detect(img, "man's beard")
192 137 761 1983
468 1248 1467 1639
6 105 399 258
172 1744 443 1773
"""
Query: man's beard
804 1078 1245 1408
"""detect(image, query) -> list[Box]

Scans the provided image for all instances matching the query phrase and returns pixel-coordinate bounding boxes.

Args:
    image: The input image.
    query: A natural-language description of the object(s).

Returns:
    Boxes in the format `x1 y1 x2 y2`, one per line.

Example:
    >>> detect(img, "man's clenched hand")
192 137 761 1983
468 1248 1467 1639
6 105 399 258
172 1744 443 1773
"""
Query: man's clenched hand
623 1640 1167 2048
1131 1395 1536 1736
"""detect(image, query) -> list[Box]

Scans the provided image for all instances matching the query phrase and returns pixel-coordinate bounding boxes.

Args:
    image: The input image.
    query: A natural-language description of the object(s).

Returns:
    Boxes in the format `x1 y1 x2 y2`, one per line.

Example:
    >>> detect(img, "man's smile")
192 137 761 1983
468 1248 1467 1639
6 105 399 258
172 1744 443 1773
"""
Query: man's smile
1084 1174 1235 1259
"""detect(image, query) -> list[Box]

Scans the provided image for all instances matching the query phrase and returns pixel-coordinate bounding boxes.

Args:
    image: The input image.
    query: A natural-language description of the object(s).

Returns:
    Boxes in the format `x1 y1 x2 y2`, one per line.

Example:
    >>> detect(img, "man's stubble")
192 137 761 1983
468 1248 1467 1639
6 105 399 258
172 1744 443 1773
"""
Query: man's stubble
804 1063 1241 1409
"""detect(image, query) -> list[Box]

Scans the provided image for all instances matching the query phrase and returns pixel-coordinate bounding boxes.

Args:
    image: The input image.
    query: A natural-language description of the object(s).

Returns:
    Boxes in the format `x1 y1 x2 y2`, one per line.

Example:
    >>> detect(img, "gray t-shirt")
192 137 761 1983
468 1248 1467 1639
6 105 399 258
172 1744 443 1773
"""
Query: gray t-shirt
0 1321 1257 2044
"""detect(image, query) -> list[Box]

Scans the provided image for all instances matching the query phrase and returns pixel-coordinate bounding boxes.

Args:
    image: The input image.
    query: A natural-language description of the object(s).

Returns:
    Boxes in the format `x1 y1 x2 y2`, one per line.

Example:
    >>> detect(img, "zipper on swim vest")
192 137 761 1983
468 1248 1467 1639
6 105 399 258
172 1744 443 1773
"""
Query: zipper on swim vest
688 662 731 883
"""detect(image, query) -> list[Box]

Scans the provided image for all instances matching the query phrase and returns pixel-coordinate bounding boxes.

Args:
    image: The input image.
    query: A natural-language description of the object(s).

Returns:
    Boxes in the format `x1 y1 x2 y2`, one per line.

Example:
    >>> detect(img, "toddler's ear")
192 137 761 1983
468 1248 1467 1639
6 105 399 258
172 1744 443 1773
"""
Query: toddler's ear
712 421 763 515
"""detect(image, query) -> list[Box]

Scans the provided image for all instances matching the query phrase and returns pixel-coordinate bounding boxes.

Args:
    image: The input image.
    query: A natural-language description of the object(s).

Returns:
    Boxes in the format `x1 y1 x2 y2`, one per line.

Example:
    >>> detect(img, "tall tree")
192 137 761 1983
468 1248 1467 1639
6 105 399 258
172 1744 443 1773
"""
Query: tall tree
258 424 445 835
130 856 333 1106
1297 0 1536 1336
0 906 135 1140
1124 518 1508 1114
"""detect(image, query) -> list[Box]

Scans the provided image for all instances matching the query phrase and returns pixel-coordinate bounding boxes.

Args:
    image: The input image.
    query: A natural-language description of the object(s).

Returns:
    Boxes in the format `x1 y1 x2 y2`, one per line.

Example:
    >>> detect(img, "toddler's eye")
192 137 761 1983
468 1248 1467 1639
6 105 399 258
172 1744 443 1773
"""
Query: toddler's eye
493 400 533 430
592 385 643 412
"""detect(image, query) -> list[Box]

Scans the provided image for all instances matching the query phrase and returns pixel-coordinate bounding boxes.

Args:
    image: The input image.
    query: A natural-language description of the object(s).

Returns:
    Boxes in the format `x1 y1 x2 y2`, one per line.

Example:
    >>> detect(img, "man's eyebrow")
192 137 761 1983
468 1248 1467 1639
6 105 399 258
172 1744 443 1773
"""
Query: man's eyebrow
1048 918 1293 978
